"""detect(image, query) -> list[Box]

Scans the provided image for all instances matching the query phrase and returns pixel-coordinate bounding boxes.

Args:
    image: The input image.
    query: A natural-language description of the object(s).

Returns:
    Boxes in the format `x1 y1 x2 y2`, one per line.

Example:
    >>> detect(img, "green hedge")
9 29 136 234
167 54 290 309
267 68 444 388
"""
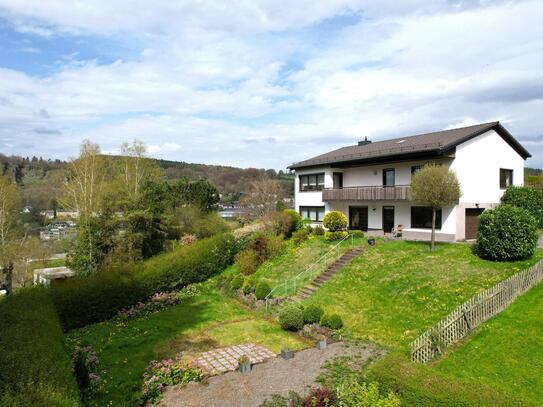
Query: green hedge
0 288 81 406
53 233 237 330
501 186 543 228
366 353 532 406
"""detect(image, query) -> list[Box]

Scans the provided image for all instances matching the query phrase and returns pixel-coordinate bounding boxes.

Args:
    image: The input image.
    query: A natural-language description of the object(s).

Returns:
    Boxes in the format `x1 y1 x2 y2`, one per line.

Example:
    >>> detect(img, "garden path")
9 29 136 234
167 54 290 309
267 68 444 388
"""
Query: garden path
161 341 382 407
192 343 275 375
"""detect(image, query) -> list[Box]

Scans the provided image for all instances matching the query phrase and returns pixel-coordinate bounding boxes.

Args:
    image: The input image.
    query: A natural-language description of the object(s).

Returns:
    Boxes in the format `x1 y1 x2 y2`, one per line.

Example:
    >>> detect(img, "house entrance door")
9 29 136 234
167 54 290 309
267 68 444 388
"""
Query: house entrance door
383 206 395 233
349 206 368 231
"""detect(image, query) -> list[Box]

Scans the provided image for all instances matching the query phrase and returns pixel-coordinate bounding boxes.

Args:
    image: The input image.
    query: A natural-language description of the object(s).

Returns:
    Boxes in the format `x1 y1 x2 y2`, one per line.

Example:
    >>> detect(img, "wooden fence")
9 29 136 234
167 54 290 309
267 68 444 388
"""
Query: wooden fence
410 259 543 363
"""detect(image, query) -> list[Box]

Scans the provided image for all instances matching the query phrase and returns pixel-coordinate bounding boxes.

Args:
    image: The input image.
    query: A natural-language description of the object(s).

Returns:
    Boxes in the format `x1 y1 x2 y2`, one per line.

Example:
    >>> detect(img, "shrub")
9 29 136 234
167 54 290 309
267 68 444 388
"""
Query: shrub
279 305 304 331
501 186 543 228
292 228 311 246
366 353 527 406
324 231 349 241
337 378 400 407
139 359 203 405
0 288 81 406
303 304 324 324
71 345 101 398
180 234 197 246
175 206 230 238
247 232 285 263
303 387 336 407
263 211 296 237
321 313 344 330
476 204 538 261
235 248 260 275
53 233 237 330
348 229 365 238
313 225 325 236
323 211 348 231
230 273 245 290
255 281 272 300
242 278 256 295
284 209 303 230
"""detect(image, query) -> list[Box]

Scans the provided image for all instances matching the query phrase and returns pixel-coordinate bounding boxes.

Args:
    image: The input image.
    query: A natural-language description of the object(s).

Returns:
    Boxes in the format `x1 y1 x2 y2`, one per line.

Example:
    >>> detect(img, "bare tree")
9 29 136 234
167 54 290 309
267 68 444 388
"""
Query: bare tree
0 176 22 293
410 164 461 250
120 139 161 201
240 178 286 217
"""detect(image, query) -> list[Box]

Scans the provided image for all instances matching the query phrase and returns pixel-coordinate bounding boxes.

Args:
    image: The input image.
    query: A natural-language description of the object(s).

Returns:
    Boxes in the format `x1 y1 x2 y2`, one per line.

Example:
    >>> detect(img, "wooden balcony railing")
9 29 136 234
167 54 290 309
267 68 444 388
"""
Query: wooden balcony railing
322 185 411 201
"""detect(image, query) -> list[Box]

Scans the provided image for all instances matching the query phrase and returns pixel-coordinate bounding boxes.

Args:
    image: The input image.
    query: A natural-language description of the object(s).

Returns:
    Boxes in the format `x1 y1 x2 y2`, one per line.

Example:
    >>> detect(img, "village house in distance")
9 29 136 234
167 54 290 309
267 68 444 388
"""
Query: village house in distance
290 122 531 241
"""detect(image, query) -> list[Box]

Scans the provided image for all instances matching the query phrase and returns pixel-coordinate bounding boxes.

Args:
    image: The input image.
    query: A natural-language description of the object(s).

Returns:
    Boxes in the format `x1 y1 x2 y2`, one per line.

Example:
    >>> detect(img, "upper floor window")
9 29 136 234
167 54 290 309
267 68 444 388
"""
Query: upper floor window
299 173 325 191
500 169 513 189
383 168 395 187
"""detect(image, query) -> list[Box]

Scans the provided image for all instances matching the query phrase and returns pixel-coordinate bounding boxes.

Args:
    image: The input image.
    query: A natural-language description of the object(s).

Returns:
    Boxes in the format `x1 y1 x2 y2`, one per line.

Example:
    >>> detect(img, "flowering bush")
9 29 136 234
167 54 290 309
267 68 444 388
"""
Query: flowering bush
180 234 198 246
140 359 203 405
71 346 101 397
115 285 199 321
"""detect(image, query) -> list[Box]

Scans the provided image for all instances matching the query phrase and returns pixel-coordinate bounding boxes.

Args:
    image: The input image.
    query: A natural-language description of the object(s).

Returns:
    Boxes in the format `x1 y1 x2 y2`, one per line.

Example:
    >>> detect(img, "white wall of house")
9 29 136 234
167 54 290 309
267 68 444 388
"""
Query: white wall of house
451 129 525 204
294 167 330 211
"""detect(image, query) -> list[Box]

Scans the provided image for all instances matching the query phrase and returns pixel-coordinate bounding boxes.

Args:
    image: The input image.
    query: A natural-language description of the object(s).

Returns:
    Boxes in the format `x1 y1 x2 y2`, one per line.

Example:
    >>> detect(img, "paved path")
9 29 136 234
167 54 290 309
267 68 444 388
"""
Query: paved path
193 343 275 375
161 342 381 407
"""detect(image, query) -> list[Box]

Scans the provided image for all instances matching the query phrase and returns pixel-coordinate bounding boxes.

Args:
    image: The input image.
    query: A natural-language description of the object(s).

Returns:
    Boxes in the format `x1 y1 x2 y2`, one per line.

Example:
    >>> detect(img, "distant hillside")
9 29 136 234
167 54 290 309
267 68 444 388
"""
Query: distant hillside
0 153 293 211
526 167 542 176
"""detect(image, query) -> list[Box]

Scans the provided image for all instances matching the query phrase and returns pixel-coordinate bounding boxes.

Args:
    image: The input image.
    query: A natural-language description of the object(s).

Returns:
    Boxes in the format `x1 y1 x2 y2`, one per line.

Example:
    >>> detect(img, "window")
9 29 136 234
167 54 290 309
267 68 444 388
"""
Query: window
411 165 422 175
500 169 513 189
383 168 395 186
411 206 442 229
333 172 343 189
299 173 325 191
299 206 325 222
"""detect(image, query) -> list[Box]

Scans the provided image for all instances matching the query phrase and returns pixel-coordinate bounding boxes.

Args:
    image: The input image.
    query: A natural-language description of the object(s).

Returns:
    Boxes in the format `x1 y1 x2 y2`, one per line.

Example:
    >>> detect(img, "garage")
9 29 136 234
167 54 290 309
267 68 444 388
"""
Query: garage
465 208 485 240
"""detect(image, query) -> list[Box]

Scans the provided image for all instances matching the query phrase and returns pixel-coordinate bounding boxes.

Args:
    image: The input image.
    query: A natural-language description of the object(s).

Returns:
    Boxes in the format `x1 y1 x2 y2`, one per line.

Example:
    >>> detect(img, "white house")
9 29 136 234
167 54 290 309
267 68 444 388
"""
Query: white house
289 122 531 242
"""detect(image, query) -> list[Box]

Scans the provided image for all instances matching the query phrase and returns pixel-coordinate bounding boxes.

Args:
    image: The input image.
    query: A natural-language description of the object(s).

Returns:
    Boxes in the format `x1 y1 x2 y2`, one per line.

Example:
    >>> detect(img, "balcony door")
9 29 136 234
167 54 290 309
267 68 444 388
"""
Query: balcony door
333 172 343 189
349 206 368 231
382 206 395 233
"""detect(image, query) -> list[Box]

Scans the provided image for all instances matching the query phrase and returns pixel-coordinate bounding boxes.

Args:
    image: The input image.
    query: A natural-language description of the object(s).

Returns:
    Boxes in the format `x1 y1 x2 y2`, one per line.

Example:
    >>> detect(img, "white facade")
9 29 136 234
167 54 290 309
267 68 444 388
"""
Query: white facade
293 129 527 242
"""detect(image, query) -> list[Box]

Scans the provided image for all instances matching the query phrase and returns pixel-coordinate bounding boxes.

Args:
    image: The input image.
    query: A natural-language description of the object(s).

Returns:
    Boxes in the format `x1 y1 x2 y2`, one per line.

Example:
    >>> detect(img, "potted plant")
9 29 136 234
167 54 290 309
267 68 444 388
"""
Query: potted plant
238 355 251 373
281 348 294 360
315 334 327 350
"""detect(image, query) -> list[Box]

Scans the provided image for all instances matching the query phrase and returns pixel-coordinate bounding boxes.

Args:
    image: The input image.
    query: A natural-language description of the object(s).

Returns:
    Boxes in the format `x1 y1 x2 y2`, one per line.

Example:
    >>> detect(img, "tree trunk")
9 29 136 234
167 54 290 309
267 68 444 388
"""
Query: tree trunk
4 261 13 295
431 207 436 251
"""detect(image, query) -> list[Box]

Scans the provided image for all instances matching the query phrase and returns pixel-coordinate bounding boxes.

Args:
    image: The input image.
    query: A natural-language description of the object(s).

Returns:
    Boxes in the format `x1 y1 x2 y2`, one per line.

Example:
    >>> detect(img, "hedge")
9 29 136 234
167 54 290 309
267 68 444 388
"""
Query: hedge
366 353 532 406
501 186 543 228
0 288 81 406
476 205 538 261
53 232 237 330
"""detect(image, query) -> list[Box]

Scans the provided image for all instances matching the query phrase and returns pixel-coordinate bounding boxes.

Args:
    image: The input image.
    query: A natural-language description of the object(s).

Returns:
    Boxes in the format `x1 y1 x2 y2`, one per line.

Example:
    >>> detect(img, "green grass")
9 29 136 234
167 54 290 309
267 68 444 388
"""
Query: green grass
434 281 543 404
66 283 309 407
226 235 364 296
305 240 542 350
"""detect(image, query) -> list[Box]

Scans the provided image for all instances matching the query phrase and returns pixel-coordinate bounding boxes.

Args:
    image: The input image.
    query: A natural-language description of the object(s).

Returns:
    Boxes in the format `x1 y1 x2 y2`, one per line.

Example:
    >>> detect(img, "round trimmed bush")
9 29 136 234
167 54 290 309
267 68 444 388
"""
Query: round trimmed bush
254 281 271 300
324 231 349 241
279 305 304 331
303 304 324 324
476 204 538 261
320 313 344 330
501 186 543 228
323 211 348 231
313 225 325 236
230 273 244 290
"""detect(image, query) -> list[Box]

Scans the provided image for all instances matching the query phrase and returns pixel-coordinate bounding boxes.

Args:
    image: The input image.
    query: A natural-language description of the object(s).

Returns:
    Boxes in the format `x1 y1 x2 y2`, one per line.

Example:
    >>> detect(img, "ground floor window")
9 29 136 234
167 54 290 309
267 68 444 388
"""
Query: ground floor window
299 206 325 222
411 206 442 229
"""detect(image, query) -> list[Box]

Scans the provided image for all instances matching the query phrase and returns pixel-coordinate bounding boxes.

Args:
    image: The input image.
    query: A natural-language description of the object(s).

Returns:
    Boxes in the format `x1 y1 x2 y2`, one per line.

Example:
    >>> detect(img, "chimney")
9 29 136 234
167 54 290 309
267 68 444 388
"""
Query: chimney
358 137 371 146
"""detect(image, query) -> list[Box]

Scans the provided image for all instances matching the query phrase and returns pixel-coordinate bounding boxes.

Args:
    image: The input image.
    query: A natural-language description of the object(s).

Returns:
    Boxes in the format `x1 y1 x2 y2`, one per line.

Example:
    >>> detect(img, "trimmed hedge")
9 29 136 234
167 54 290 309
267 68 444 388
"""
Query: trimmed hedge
501 186 543 228
255 281 271 300
303 304 324 324
279 305 304 331
320 313 344 330
476 205 538 261
53 233 237 330
324 231 349 241
323 211 348 231
366 353 532 406
0 288 81 406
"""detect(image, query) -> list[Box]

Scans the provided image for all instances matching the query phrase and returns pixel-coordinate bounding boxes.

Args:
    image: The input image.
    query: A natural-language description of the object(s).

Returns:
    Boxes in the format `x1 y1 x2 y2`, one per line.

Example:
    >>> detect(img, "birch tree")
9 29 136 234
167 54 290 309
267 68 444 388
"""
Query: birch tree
120 139 161 202
0 176 22 293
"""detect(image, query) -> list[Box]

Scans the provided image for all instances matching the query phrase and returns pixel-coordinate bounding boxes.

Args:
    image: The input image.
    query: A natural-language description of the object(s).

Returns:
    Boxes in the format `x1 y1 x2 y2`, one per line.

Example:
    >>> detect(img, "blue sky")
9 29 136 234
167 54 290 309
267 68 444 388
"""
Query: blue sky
0 0 542 169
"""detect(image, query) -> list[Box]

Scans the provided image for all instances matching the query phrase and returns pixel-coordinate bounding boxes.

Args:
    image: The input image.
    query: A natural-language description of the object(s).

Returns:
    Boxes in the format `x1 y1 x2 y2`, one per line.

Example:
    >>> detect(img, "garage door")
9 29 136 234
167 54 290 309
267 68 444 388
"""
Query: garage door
465 208 485 240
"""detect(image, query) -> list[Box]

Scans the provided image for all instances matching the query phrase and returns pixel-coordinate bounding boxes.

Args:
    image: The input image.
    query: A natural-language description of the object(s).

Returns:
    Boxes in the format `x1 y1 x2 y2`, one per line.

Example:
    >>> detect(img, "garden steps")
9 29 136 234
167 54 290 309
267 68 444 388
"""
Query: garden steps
293 245 366 301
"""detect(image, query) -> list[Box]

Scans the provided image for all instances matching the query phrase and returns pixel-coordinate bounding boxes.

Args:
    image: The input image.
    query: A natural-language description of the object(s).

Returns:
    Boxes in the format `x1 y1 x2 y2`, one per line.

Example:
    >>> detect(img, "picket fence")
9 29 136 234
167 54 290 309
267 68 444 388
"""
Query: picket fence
410 258 543 363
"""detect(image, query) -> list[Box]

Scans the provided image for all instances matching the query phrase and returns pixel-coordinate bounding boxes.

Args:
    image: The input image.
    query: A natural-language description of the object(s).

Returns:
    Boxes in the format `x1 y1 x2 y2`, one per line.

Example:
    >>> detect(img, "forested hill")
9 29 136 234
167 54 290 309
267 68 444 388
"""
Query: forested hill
0 153 293 211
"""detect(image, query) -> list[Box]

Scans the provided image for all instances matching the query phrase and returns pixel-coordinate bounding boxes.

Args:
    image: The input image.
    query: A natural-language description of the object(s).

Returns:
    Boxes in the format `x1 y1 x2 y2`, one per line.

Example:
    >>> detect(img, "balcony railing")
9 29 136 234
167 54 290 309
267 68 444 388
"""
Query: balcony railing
322 185 410 201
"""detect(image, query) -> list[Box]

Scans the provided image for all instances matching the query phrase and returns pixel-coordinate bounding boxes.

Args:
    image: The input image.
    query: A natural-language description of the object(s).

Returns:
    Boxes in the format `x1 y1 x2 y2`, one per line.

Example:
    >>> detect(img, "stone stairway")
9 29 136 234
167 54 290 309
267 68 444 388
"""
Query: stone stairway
293 245 366 301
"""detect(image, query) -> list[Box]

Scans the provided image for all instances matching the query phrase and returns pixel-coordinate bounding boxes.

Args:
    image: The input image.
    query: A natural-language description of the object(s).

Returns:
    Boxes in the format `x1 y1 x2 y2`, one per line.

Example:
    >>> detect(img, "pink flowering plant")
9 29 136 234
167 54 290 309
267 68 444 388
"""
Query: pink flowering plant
139 359 203 405
71 345 102 397
115 285 199 321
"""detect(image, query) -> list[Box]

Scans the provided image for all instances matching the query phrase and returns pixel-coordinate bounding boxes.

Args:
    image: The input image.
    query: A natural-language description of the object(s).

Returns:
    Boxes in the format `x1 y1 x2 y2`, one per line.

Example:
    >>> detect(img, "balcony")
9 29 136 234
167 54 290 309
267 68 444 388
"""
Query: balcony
322 185 411 201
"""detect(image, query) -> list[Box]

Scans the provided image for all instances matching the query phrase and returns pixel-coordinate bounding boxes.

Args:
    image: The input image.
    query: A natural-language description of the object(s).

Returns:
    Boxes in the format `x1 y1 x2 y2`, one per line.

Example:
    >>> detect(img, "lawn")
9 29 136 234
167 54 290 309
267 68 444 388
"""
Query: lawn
434 281 543 404
225 234 365 297
304 240 542 350
66 283 310 407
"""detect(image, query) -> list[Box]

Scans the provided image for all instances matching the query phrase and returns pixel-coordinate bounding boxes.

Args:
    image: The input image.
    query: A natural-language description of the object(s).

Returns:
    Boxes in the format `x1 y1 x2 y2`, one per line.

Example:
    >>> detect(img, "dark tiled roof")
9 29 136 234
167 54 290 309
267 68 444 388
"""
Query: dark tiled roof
289 121 531 169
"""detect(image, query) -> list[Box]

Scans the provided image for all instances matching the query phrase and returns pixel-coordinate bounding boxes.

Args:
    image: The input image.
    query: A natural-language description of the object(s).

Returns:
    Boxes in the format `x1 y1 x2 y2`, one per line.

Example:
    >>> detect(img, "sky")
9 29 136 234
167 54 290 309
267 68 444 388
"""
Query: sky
0 0 542 170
